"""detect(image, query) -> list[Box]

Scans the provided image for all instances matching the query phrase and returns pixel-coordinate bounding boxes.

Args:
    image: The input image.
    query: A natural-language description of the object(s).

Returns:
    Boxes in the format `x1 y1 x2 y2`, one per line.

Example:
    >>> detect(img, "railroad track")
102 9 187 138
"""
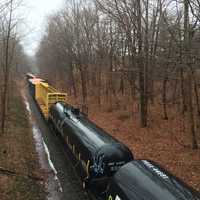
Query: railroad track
26 88 90 200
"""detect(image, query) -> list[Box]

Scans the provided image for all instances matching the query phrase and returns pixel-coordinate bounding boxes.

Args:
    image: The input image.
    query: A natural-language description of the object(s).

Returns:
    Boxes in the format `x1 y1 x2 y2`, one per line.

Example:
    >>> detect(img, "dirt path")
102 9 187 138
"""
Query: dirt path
0 83 45 200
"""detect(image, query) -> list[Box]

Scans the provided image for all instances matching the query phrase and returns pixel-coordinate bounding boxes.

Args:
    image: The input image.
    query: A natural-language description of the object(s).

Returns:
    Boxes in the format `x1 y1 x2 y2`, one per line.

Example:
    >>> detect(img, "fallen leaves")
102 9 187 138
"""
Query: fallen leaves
69 95 200 192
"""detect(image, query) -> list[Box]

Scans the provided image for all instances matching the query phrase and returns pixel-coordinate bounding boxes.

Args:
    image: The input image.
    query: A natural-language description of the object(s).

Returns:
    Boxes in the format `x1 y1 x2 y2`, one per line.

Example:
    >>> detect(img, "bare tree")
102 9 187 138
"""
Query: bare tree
36 0 200 149
1 0 14 134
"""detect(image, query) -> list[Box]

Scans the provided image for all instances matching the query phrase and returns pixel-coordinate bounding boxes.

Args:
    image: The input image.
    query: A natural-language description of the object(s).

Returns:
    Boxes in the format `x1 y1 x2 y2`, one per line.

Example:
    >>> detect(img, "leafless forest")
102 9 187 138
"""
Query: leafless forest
35 0 200 149
0 0 200 195
0 0 31 134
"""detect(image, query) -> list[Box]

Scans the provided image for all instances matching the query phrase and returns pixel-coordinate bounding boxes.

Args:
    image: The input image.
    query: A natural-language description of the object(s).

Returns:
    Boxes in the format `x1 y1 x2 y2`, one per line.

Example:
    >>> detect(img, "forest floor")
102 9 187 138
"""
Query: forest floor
69 95 200 192
0 82 45 200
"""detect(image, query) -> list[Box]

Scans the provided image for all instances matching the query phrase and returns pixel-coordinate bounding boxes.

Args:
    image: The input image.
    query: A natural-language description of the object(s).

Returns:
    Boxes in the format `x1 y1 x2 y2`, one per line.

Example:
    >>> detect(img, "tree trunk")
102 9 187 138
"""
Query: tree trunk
183 0 198 149
1 0 13 134
180 67 187 113
137 0 147 127
70 63 77 98
187 72 198 149
162 77 168 120
80 66 88 114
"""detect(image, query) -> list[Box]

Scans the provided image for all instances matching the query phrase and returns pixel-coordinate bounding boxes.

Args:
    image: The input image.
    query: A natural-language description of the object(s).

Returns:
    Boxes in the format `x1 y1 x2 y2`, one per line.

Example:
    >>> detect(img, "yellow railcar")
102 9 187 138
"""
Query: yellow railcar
35 82 67 118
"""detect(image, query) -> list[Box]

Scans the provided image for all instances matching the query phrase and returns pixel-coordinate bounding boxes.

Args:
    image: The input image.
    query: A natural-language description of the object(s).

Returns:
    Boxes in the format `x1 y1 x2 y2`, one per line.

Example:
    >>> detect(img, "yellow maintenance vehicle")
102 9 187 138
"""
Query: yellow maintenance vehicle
34 82 67 119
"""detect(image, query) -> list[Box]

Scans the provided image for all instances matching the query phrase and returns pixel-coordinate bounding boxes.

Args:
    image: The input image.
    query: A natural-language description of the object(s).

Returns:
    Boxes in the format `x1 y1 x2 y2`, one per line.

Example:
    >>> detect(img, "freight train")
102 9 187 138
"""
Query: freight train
26 73 133 192
49 102 133 191
26 73 200 200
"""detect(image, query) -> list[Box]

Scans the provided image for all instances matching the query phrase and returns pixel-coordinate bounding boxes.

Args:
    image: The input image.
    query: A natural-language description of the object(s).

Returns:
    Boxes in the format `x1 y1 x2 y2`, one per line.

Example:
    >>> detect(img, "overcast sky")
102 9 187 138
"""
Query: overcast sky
20 0 64 56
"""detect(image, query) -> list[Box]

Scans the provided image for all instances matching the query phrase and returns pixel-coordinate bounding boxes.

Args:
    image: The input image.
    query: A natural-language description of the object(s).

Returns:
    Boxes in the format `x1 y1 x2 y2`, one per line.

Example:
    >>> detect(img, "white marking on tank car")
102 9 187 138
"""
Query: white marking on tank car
115 195 121 200
143 160 168 179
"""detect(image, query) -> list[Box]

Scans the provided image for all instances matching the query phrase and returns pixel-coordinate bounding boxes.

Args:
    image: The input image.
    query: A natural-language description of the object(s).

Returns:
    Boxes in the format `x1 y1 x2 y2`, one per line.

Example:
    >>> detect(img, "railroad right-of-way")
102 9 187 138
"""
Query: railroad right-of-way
23 85 91 200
